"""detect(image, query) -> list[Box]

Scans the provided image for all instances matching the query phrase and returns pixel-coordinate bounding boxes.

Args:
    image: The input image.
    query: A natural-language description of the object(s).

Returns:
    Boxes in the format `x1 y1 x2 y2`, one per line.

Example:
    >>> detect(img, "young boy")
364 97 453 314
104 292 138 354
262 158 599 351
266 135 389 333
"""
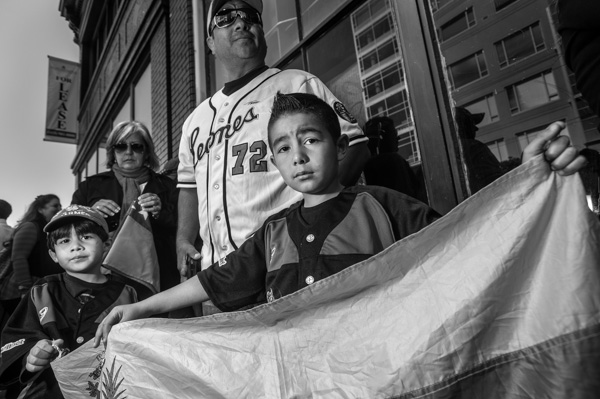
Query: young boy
94 92 587 344
92 93 438 341
0 205 137 398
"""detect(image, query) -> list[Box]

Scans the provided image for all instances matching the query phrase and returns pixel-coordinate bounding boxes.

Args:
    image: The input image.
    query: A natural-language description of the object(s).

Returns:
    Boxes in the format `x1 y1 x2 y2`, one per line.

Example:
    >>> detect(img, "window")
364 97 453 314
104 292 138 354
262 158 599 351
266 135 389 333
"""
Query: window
398 130 421 165
300 0 354 35
495 0 519 11
440 7 475 42
263 0 299 66
507 71 559 113
363 61 404 100
368 89 412 130
448 51 488 89
486 139 509 162
495 22 544 68
82 1 124 91
352 0 387 31
356 14 394 51
463 94 499 126
360 39 399 73
430 0 455 12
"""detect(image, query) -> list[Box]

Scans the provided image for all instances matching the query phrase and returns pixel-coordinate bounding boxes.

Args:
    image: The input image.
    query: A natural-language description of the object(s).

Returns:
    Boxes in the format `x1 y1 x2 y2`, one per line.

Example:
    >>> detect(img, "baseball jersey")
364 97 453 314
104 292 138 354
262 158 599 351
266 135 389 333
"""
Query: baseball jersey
178 67 368 270
197 185 440 312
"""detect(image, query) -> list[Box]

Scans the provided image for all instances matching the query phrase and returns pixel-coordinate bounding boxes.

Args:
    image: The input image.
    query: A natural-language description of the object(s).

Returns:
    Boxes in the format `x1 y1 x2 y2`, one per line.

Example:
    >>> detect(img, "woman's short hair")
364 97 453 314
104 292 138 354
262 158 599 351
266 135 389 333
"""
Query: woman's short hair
105 121 160 170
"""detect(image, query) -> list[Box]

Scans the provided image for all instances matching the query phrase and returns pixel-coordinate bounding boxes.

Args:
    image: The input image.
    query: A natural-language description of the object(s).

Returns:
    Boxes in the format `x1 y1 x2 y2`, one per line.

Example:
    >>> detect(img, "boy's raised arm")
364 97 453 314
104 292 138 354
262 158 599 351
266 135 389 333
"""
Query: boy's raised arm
94 276 209 347
522 121 587 175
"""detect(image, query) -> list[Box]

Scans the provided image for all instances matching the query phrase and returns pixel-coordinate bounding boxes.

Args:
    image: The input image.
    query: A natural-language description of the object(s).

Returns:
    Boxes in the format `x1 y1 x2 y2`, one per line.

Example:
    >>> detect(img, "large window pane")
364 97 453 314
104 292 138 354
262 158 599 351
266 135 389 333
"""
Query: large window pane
448 51 487 89
495 23 545 68
440 7 475 42
134 64 152 131
113 97 131 126
299 0 353 36
306 14 366 127
263 0 299 66
507 71 559 113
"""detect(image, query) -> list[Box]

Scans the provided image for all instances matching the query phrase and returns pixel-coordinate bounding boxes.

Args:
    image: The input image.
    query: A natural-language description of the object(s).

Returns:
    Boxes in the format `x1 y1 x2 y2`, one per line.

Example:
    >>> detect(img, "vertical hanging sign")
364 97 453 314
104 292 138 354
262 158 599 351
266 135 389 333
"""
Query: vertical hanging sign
45 56 80 144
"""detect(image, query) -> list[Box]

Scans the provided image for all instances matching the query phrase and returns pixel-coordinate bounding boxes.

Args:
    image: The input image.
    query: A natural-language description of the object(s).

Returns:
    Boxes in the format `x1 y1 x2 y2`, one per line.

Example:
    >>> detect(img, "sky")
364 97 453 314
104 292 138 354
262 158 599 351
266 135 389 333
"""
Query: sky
0 0 79 226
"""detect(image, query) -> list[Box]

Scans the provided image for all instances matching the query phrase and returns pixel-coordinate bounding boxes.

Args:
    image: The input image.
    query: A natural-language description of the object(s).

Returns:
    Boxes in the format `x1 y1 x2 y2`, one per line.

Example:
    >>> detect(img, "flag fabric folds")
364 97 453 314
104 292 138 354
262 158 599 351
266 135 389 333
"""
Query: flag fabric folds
54 155 600 398
103 201 160 294
51 341 105 398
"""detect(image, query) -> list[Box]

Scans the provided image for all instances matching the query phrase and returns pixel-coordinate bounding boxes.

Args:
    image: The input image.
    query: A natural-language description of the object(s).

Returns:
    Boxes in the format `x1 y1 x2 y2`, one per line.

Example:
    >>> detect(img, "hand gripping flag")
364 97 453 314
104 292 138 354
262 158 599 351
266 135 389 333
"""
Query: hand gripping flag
54 155 600 398
103 200 160 294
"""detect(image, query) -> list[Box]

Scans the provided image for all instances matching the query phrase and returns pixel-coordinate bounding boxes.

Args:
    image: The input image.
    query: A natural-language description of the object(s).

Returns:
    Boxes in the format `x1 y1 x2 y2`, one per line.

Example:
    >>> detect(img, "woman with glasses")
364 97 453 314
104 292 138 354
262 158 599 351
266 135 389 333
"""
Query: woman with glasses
71 121 179 297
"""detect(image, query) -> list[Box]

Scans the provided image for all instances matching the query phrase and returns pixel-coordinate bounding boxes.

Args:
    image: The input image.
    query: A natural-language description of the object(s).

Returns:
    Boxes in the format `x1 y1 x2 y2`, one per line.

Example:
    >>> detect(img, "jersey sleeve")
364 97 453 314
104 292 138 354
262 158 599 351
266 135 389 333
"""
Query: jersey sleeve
197 222 271 312
177 110 199 189
299 75 368 147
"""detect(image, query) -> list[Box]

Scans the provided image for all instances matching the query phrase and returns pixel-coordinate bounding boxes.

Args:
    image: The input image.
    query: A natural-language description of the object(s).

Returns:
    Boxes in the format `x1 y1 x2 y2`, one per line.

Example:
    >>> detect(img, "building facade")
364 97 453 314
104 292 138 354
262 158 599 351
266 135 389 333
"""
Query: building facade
431 0 600 162
59 0 597 214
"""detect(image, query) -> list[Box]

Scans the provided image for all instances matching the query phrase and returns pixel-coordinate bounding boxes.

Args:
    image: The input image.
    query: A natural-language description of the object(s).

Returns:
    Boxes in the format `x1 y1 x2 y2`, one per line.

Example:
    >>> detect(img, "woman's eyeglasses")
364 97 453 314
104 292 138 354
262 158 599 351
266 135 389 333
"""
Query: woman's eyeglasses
211 8 262 33
113 142 145 153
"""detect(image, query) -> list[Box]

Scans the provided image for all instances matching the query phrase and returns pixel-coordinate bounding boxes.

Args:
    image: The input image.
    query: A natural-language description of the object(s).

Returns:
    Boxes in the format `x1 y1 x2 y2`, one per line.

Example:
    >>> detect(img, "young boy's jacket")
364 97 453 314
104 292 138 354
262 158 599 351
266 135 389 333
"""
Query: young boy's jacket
0 273 137 398
199 185 440 312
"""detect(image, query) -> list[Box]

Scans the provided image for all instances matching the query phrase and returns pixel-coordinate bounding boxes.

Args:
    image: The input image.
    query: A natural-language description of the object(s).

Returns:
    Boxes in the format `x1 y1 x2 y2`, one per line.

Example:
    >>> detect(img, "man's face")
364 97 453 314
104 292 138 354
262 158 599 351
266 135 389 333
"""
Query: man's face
207 0 267 64
269 112 347 201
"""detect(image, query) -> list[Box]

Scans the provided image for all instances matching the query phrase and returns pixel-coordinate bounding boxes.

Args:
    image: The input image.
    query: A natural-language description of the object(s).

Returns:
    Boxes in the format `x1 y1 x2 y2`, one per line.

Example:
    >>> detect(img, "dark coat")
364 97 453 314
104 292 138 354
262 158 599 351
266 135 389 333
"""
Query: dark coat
71 170 179 291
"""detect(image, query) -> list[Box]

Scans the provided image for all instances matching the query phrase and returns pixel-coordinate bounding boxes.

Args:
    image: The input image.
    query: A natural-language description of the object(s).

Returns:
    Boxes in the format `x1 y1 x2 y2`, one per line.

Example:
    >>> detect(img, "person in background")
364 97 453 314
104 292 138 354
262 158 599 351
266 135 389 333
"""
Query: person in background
363 116 425 202
0 195 62 332
10 195 62 298
177 0 369 315
556 0 600 120
71 121 179 296
455 107 504 194
0 199 13 247
0 205 138 399
0 199 15 332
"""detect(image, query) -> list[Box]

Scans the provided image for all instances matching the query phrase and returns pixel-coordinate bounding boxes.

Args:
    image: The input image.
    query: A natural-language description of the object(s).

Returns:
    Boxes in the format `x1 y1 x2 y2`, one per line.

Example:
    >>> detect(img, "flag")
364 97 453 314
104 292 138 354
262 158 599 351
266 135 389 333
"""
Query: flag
45 56 79 144
103 201 160 294
88 155 600 398
51 341 105 399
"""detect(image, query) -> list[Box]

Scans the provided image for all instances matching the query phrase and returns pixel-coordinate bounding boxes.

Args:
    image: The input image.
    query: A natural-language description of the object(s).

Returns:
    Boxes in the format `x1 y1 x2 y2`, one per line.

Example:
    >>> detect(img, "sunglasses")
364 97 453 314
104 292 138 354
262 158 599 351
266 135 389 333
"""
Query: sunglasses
211 8 262 33
113 142 145 153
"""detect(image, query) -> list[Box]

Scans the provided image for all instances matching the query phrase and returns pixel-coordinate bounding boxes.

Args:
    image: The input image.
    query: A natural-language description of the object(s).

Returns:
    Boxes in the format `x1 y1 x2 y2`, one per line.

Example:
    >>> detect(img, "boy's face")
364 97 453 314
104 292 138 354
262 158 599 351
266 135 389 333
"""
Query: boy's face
49 226 108 281
270 112 348 204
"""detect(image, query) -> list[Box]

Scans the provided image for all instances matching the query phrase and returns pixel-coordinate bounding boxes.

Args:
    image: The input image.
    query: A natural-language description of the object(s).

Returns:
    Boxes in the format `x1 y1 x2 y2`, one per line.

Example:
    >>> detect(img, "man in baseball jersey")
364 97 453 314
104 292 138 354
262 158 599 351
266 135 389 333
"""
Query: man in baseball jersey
176 0 369 313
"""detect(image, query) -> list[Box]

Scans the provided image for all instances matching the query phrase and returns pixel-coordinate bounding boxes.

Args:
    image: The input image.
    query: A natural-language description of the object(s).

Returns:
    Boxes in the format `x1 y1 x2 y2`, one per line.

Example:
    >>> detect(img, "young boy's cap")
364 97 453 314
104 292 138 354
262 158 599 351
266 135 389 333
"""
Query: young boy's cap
207 0 263 36
44 205 109 234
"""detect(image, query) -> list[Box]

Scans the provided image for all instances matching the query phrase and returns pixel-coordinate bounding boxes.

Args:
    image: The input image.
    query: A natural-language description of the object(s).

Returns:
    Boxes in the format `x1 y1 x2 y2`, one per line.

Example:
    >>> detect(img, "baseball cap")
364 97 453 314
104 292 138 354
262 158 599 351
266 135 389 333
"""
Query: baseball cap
44 204 109 234
206 0 263 36
456 106 485 126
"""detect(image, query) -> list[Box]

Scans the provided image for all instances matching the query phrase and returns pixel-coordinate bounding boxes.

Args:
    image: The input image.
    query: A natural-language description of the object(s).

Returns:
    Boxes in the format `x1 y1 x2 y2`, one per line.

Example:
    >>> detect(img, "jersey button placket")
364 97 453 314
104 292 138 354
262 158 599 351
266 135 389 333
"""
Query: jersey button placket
304 234 316 285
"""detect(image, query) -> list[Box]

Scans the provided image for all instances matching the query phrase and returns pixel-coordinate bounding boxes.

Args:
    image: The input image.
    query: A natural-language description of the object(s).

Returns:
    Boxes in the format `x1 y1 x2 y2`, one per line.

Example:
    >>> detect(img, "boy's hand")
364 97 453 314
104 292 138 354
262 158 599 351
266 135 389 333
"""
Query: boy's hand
522 121 587 175
26 339 63 372
94 304 145 348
